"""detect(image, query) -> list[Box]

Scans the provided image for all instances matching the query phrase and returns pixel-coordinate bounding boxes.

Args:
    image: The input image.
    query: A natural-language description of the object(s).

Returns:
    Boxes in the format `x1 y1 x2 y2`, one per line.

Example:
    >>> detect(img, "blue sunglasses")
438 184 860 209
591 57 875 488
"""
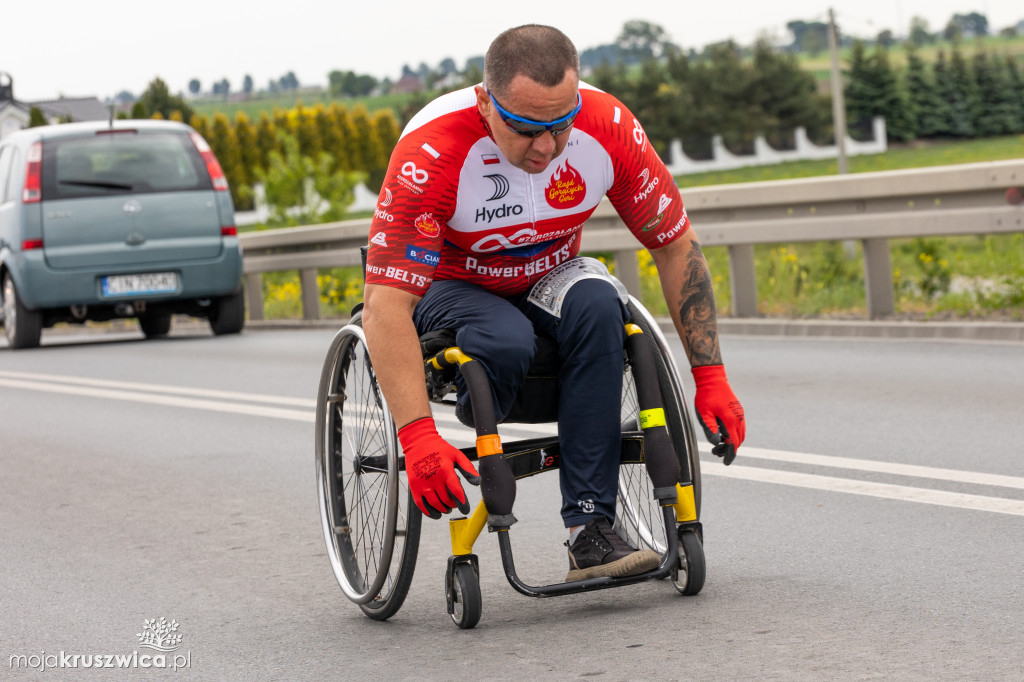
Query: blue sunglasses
487 89 582 138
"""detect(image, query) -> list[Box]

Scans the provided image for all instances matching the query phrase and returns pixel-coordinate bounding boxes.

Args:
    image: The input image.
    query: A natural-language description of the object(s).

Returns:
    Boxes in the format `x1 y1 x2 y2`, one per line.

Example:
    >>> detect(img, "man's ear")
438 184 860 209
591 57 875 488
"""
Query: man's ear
474 85 491 117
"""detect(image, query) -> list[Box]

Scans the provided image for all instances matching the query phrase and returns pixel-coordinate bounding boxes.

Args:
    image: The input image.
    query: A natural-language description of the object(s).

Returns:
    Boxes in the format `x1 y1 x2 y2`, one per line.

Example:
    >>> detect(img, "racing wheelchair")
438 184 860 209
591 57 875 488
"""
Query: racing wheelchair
315 281 705 629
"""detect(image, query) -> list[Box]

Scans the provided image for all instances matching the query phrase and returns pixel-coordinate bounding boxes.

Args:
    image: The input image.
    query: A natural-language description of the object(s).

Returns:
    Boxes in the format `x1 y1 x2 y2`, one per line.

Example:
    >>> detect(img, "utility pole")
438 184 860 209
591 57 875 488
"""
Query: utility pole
828 7 848 174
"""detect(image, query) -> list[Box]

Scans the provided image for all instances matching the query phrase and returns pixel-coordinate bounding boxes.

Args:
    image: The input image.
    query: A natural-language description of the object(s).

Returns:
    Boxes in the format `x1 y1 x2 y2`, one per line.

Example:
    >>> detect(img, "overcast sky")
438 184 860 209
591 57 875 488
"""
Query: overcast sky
3 1 1022 103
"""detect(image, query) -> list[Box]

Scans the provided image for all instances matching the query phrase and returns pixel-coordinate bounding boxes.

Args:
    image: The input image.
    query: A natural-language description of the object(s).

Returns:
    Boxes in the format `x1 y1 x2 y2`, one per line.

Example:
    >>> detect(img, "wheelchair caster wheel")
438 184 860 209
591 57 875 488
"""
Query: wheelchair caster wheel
671 529 706 596
447 562 482 629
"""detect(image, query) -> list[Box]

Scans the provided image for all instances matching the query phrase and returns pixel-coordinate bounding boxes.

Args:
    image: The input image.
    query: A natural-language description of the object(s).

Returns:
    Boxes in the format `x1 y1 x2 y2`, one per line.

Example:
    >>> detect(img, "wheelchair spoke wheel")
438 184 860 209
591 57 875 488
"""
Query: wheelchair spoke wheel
316 318 420 618
615 299 701 554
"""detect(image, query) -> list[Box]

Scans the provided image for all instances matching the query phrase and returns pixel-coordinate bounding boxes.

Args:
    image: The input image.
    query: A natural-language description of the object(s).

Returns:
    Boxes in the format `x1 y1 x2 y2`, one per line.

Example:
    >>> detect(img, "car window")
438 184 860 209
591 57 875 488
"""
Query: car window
40 130 212 200
0 146 13 204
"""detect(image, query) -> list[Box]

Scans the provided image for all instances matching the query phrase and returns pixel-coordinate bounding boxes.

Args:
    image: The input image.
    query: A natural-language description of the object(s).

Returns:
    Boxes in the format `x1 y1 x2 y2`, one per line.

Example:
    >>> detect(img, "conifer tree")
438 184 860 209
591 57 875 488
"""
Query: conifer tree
973 52 1018 136
255 112 278 172
947 44 980 136
903 43 947 137
749 40 828 144
660 49 696 142
189 114 212 144
629 57 676 153
28 107 48 127
349 105 381 180
1004 57 1024 132
329 103 358 172
232 112 259 210
845 42 915 141
273 109 290 140
314 104 345 174
208 112 245 208
293 104 322 162
844 41 872 119
369 109 400 191
135 78 195 121
703 41 760 144
928 52 955 137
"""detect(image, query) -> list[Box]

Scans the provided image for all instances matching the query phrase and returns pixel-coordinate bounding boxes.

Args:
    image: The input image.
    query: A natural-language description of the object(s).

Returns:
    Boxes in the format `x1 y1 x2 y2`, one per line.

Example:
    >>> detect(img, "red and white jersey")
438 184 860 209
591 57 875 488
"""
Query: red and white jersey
365 83 690 297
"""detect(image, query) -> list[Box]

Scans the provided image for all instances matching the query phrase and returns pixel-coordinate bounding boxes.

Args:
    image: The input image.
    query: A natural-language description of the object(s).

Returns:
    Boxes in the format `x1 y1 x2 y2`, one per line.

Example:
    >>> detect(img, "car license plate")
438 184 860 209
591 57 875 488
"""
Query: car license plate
101 272 179 297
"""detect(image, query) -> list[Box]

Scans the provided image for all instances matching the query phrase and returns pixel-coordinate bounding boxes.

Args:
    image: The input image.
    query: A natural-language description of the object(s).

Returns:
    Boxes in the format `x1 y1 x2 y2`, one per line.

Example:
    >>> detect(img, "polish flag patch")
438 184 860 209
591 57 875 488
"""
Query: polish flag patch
420 143 440 161
482 154 500 165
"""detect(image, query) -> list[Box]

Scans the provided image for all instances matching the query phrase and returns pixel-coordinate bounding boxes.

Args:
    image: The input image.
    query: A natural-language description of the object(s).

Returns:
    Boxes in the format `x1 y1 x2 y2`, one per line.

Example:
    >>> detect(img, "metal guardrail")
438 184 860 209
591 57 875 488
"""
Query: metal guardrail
238 159 1024 321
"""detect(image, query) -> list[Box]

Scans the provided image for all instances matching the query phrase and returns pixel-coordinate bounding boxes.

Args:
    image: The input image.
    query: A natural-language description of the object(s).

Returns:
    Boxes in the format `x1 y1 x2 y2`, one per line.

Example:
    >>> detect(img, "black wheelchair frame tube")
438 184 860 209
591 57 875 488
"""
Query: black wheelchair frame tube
428 348 517 521
624 325 682 500
496 506 680 597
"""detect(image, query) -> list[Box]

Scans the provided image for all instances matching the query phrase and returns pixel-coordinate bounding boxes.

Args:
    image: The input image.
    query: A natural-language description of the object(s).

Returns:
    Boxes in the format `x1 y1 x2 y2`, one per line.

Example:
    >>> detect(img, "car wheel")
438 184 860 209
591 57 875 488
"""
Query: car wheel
139 311 172 338
208 289 245 336
3 273 43 350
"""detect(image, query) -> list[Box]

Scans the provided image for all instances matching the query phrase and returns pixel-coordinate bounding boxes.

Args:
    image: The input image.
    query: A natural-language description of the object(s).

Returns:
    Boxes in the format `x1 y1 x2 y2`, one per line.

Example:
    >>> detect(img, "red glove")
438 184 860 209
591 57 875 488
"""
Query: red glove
691 365 745 465
398 417 480 519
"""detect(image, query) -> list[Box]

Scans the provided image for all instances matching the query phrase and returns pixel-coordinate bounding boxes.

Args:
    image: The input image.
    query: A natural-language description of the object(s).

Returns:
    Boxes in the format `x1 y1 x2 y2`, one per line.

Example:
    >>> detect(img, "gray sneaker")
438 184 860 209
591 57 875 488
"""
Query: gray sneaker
566 517 660 581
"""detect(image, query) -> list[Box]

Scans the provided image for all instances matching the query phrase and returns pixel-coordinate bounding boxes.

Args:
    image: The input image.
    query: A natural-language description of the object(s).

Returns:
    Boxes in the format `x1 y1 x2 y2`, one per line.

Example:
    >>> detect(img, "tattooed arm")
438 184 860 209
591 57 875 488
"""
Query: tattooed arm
650 231 746 460
649 232 723 367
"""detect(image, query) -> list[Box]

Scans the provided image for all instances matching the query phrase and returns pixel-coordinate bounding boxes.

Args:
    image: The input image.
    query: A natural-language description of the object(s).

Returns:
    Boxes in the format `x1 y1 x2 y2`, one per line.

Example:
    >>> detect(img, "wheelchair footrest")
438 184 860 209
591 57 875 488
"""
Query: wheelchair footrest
493 512 680 599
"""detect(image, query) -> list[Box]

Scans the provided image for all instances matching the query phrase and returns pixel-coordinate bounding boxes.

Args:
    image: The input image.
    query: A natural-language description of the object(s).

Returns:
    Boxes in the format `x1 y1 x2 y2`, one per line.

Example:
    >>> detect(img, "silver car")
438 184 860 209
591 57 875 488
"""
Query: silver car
0 119 244 348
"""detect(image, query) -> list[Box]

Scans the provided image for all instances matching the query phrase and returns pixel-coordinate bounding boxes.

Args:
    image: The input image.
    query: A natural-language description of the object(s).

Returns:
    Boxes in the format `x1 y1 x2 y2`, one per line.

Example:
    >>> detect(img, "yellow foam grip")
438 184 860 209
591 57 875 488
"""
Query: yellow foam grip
444 348 473 365
429 347 474 370
674 483 697 522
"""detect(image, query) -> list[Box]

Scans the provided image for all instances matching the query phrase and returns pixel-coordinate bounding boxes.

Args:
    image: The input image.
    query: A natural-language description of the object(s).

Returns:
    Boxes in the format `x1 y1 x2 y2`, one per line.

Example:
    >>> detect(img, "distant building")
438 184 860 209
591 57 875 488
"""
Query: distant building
0 71 110 140
0 72 30 138
33 96 110 123
391 74 424 94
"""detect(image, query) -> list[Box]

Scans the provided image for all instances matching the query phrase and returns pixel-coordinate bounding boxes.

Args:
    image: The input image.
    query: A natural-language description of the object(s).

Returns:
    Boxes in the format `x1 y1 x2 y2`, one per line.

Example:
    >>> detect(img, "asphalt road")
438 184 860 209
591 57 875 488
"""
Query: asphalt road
1 324 1022 680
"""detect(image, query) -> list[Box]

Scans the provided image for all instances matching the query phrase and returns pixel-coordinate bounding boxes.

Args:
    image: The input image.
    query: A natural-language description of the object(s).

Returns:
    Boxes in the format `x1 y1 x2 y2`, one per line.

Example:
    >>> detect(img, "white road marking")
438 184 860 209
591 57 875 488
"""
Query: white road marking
0 376 314 422
702 464 1024 517
0 369 316 407
4 370 1023 517
714 444 1024 491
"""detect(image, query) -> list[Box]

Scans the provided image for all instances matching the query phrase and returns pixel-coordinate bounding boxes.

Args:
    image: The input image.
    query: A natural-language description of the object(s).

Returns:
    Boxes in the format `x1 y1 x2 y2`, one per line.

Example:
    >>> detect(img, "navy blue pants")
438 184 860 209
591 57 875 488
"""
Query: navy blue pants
413 277 628 527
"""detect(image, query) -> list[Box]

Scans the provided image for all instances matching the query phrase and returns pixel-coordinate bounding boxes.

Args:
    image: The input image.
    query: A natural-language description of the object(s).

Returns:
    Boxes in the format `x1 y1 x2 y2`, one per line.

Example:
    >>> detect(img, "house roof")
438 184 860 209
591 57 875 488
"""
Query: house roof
32 97 110 122
0 99 31 115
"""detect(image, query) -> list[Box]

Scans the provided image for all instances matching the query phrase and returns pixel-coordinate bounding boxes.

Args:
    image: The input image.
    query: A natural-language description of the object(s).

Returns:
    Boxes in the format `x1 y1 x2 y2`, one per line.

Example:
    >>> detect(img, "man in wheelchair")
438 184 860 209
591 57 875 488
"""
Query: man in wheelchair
362 24 745 581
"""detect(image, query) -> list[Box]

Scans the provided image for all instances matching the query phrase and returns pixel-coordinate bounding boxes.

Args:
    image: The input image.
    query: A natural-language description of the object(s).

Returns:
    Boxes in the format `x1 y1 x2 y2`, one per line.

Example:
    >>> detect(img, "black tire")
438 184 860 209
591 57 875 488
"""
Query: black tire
449 563 482 629
208 289 245 336
2 273 43 350
315 316 421 621
138 311 172 338
672 529 706 596
615 298 701 554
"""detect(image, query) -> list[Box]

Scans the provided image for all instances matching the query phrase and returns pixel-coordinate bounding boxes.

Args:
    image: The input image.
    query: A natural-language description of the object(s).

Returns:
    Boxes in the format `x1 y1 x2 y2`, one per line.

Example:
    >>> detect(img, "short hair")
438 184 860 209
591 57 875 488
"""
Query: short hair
484 25 580 96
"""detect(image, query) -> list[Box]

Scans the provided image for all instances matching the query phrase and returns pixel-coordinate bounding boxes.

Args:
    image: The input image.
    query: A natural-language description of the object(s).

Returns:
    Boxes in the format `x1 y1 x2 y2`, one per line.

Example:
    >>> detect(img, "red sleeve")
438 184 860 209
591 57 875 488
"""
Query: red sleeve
364 111 469 296
587 91 690 250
